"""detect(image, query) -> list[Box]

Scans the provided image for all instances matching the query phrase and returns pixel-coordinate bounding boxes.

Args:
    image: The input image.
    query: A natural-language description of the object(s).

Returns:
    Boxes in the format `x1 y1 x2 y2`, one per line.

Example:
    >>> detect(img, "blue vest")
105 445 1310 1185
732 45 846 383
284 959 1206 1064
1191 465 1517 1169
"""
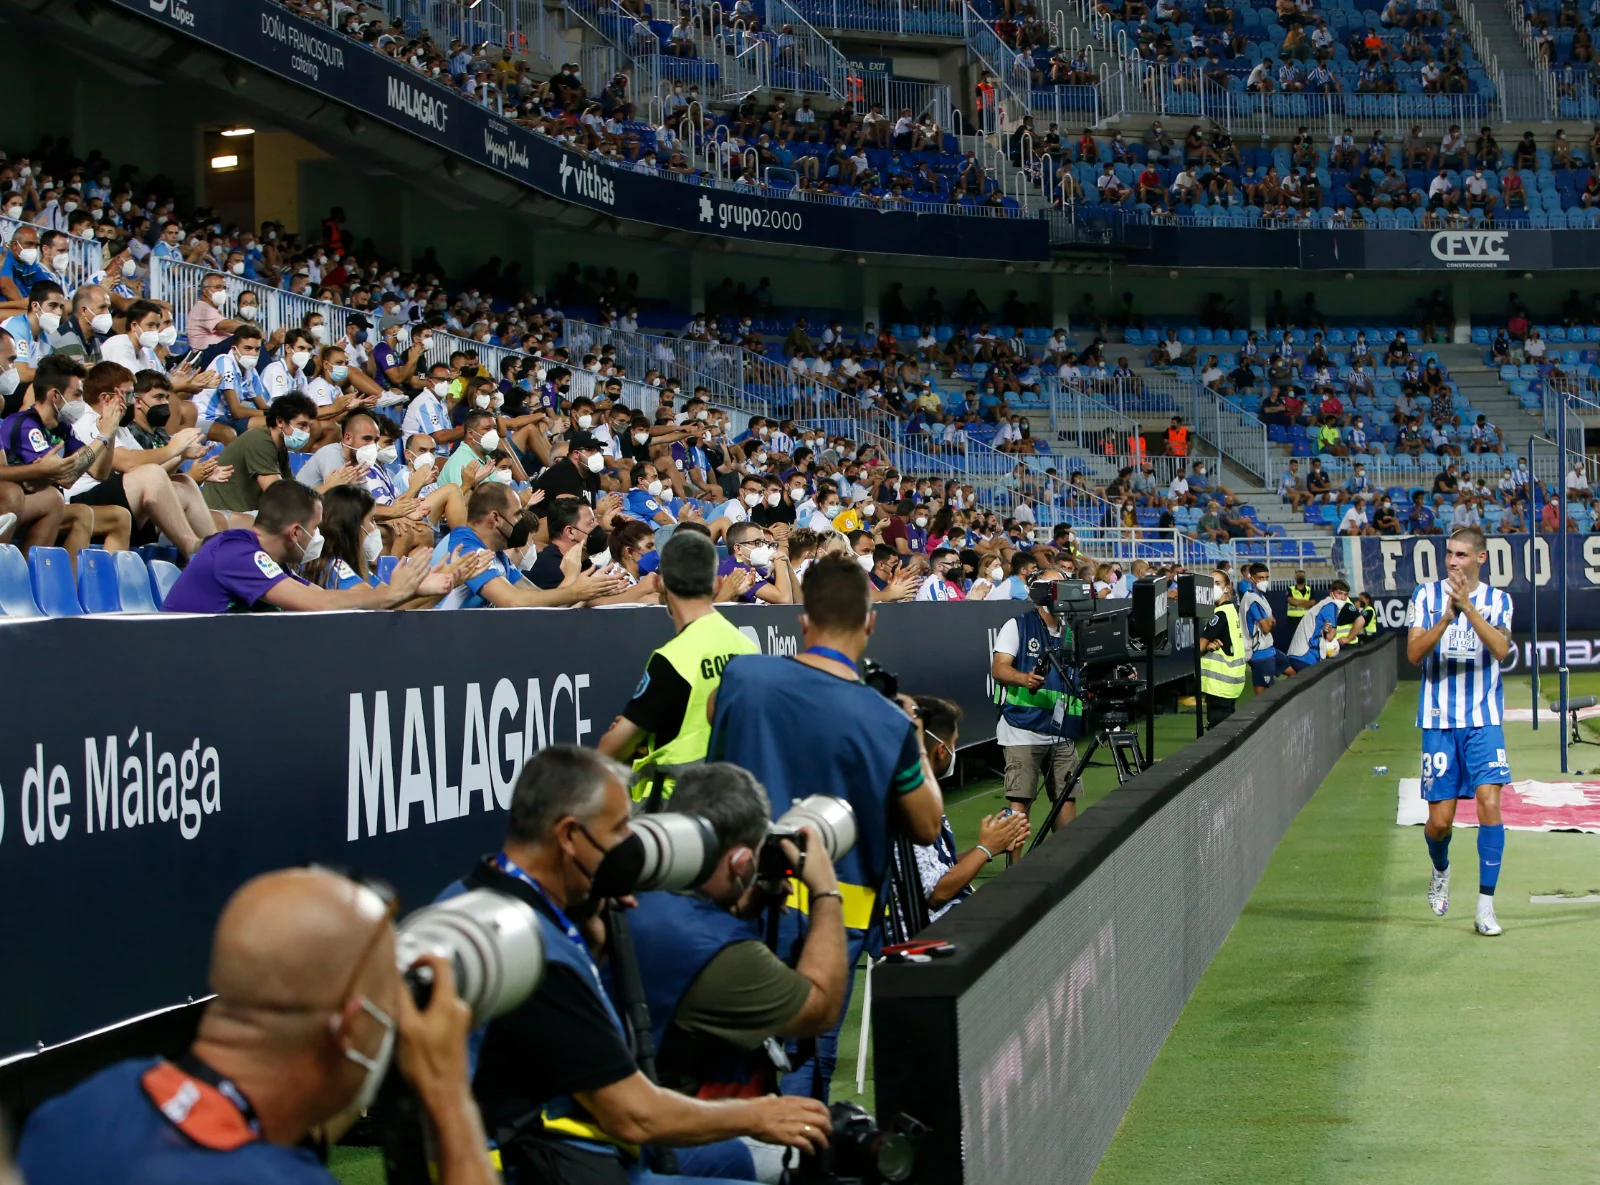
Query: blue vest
627 890 769 1095
996 611 1084 739
453 862 632 1159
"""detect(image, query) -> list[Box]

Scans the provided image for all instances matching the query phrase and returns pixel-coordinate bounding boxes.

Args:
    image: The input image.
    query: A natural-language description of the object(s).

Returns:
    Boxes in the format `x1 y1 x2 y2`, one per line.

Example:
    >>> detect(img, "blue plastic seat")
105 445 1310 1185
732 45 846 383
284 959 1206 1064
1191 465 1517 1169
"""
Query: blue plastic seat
0 543 40 617
148 559 181 608
76 548 122 613
115 550 160 613
376 555 400 584
30 546 84 617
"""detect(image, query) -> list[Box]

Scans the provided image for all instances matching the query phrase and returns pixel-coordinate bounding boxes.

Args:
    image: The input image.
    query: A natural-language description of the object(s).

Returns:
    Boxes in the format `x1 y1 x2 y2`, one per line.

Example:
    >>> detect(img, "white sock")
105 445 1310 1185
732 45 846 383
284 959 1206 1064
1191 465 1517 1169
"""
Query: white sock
1478 893 1496 914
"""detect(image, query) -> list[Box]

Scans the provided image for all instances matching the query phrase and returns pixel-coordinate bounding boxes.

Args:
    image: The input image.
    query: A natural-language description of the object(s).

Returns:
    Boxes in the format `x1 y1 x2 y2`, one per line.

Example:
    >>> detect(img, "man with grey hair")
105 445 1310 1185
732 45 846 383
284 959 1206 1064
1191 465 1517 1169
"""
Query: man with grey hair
629 764 849 1180
456 745 831 1184
599 530 760 805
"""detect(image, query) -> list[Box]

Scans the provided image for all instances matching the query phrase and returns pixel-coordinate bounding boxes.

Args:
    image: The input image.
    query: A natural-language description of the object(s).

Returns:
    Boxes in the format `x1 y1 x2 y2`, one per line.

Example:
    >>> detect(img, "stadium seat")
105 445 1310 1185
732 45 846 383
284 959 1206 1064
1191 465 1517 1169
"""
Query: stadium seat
376 555 400 584
0 543 40 617
148 559 181 608
29 547 84 617
115 551 160 614
76 549 122 613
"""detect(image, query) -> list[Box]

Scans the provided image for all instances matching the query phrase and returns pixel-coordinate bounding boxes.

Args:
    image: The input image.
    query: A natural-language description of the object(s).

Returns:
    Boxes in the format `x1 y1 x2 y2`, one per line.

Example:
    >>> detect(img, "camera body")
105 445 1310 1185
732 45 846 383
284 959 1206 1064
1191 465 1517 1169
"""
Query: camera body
754 795 858 895
792 1102 926 1184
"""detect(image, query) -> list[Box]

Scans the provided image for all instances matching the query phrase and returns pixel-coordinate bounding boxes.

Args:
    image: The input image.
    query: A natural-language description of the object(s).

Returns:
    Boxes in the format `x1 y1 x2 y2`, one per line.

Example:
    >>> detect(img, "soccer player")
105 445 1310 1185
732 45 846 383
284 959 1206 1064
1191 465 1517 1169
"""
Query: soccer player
1405 526 1512 936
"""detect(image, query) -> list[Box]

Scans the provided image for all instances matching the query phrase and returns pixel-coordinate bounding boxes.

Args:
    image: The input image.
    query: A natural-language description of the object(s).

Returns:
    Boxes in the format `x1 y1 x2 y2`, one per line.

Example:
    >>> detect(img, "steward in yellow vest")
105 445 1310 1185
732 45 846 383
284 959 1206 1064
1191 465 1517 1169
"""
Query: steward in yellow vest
1198 571 1247 729
597 530 758 807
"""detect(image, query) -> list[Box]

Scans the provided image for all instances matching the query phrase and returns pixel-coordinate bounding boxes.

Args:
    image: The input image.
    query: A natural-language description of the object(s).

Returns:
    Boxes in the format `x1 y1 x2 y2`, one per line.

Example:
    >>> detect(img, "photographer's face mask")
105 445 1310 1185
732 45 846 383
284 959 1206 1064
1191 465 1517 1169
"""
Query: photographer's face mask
569 822 645 919
336 997 396 1115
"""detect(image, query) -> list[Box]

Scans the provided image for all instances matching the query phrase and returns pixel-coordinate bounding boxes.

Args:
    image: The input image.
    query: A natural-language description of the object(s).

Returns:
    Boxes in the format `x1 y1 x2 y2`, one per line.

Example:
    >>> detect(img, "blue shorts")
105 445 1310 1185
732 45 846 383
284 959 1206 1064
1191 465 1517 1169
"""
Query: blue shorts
1421 726 1511 801
1285 653 1319 674
1251 649 1288 686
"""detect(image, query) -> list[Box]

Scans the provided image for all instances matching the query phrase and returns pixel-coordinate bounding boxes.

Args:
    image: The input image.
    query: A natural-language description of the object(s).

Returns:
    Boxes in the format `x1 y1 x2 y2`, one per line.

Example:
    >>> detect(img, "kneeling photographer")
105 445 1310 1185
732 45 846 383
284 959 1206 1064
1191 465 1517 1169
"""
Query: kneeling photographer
456 744 830 1185
629 764 849 1183
18 867 499 1185
990 567 1086 847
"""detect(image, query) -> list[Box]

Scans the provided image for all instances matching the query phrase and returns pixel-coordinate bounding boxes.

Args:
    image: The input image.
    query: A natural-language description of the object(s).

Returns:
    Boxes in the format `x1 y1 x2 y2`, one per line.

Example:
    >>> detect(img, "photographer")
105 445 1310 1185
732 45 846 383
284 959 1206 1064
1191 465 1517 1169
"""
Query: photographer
17 868 497 1185
630 764 848 1182
708 555 944 1099
989 567 1084 848
457 745 831 1184
1198 569 1247 727
912 696 1029 921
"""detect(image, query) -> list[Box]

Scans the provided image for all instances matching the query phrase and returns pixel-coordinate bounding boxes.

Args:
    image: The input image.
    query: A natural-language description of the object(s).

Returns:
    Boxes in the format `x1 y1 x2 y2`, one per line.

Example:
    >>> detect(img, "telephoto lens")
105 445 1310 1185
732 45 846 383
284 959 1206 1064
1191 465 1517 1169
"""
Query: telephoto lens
393 890 544 1027
631 812 721 891
774 796 858 863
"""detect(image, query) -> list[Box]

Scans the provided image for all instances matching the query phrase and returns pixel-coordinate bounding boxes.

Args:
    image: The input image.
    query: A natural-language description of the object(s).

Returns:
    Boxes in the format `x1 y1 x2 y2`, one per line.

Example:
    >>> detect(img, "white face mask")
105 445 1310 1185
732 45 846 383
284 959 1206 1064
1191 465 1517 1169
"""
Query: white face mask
914 515 928 528
633 431 649 445
298 526 324 564
137 329 160 349
237 352 258 370
477 429 500 454
229 261 245 276
310 324 328 343
377 445 398 466
238 303 259 321
586 451 605 474
361 528 383 565
577 413 593 429
747 544 774 569
89 311 113 335
3 205 20 219
431 380 450 399
17 247 38 266
647 479 663 496
0 368 17 398
158 325 179 347
474 394 492 410
766 491 781 507
743 491 762 507
291 349 312 370
989 564 1005 582
207 288 228 307
340 997 397 1115
51 252 71 272
353 442 380 467
862 502 875 518
37 311 61 335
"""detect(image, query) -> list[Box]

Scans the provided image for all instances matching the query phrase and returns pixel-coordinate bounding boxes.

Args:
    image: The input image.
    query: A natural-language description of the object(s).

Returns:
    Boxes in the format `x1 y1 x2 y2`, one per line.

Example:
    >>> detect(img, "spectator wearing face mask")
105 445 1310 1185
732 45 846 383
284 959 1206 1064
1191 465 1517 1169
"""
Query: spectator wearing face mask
710 473 766 542
195 324 270 444
1238 563 1288 692
438 410 512 490
525 494 656 605
915 546 966 601
534 429 607 506
719 520 795 604
402 362 467 451
625 461 680 531
303 484 465 604
201 392 320 518
1285 579 1355 672
164 479 451 612
294 411 437 556
1198 569 1247 728
607 519 658 586
432 487 625 609
807 488 845 534
2 278 66 386
186 273 244 350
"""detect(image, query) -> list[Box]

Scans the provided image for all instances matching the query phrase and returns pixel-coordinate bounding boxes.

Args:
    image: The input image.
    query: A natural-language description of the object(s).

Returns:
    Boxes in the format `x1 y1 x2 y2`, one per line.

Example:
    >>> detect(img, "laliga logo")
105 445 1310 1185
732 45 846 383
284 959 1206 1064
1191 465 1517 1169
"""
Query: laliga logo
1430 231 1508 263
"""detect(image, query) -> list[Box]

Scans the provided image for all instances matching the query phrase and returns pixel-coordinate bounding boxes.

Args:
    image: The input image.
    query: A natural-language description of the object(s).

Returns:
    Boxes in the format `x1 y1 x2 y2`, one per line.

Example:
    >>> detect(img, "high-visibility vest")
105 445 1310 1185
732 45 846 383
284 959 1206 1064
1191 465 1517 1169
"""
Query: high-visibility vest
1127 433 1147 460
1200 602 1247 701
1166 425 1189 456
629 610 758 804
1364 608 1377 636
1286 581 1313 618
976 81 996 111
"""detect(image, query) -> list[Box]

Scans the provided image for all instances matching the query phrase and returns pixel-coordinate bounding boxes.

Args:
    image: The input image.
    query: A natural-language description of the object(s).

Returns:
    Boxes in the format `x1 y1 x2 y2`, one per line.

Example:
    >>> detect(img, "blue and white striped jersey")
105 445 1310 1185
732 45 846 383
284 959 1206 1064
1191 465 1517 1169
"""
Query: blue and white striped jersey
1407 580 1513 729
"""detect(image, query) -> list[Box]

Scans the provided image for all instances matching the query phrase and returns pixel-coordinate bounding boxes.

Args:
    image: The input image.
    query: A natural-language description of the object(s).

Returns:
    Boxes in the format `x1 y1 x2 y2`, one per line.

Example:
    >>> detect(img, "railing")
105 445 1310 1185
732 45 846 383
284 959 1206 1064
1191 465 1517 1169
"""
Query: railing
1187 382 1273 484
1495 66 1556 121
1044 374 1185 417
785 0 965 38
961 2 1034 129
1068 525 1225 567
764 0 852 100
1501 0 1546 72
0 215 102 294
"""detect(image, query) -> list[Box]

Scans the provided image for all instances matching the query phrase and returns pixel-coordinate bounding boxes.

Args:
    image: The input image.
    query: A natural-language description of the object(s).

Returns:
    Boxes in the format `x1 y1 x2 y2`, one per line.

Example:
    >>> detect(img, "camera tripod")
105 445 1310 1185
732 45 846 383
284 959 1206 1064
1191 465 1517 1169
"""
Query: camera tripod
1027 722 1149 853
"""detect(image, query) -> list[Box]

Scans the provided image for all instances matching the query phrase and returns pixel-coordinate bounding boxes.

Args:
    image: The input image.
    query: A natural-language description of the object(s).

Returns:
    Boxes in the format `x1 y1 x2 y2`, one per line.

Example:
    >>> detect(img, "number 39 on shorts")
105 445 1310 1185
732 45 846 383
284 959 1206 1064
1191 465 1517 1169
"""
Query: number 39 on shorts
1423 751 1449 779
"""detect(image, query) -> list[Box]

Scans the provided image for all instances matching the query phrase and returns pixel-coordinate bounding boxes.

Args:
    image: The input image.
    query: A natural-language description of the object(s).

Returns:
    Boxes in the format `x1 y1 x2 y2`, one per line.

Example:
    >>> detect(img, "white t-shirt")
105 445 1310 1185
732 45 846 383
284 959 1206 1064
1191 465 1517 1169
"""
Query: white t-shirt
101 335 163 375
993 616 1070 746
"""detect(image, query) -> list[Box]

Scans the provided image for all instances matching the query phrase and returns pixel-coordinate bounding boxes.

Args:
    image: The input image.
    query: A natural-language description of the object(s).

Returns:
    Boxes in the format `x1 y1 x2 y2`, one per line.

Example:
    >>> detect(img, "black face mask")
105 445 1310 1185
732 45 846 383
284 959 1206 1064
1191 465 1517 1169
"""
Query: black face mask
588 524 609 552
569 825 646 921
503 512 532 551
146 403 171 431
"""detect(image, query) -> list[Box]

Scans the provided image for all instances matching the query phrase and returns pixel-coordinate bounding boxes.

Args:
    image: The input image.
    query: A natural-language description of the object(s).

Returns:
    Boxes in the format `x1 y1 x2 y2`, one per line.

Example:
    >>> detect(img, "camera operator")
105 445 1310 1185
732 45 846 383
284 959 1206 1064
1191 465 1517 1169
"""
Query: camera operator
17 868 497 1185
989 567 1084 848
455 745 831 1185
707 554 944 1099
629 764 848 1183
598 531 759 806
911 696 1029 921
1198 569 1247 727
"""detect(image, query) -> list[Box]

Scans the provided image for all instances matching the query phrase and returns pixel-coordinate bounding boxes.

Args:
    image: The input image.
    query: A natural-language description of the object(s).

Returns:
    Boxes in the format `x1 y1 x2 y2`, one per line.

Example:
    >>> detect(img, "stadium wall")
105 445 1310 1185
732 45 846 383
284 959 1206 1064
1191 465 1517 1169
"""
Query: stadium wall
874 633 1400 1185
0 601 1195 1069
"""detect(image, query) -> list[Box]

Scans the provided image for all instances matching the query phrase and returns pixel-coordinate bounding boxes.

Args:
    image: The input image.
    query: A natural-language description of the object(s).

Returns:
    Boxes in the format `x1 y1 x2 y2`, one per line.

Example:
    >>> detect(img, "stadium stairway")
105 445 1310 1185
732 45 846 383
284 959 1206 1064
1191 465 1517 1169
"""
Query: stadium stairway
1431 343 1543 441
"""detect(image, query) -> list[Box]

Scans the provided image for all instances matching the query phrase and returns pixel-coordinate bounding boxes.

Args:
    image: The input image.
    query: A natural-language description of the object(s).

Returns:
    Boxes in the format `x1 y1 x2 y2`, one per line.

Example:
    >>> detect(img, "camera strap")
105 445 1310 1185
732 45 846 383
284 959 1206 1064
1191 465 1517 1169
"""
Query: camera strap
139 1054 262 1151
801 646 859 675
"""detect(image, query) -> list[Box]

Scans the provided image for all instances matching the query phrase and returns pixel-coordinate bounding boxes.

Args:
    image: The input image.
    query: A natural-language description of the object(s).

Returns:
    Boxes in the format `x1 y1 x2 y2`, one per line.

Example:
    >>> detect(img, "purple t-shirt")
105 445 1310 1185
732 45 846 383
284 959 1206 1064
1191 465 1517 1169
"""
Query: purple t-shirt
372 341 401 380
161 529 300 613
716 555 769 603
1 408 80 465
